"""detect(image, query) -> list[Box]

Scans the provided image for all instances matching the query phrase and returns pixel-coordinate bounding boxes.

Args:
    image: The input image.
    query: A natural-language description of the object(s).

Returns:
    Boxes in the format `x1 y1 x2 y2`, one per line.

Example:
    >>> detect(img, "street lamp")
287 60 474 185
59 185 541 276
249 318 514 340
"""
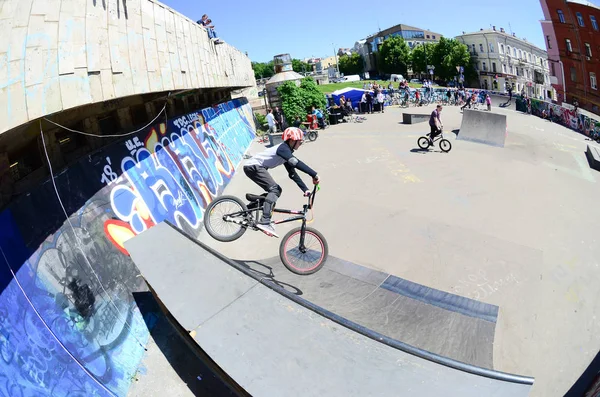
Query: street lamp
332 43 340 78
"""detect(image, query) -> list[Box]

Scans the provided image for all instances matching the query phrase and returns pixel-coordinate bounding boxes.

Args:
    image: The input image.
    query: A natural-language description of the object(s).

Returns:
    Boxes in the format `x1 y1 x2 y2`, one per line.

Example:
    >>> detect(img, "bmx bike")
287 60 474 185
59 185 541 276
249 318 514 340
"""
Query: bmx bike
304 128 318 142
417 130 452 152
203 185 328 275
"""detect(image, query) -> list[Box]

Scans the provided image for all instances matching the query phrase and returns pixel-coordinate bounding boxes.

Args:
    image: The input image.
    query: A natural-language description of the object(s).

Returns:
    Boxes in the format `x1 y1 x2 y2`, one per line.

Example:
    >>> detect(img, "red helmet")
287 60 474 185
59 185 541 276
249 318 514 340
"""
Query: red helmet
282 127 303 142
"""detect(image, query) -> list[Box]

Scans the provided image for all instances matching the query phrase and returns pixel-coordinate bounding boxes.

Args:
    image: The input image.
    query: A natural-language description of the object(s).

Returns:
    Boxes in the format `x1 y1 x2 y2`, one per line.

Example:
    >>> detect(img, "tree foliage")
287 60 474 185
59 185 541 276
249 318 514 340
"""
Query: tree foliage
430 37 471 81
338 53 364 76
377 36 411 76
277 77 327 124
410 43 435 75
292 58 311 74
252 61 274 80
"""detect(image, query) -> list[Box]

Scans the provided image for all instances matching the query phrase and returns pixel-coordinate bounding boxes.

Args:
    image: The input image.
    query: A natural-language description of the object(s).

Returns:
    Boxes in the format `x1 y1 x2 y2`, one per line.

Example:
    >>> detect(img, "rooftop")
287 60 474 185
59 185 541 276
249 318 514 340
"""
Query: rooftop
567 0 600 10
456 29 548 53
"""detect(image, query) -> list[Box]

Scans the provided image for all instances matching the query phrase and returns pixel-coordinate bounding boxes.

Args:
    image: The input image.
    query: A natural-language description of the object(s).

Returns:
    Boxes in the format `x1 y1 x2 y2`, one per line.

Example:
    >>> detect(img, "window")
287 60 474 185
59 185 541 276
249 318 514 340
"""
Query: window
591 72 597 90
472 44 476 53
571 67 577 82
426 35 430 39
519 49 522 58
432 35 436 39
492 62 497 72
480 43 484 52
546 36 552 49
513 47 517 57
585 43 592 57
507 45 511 56
490 43 494 52
510 65 514 74
566 39 572 52
551 62 556 76
503 63 507 73
482 62 487 71
592 16 599 31
576 12 584 27
558 9 565 23
499 44 504 54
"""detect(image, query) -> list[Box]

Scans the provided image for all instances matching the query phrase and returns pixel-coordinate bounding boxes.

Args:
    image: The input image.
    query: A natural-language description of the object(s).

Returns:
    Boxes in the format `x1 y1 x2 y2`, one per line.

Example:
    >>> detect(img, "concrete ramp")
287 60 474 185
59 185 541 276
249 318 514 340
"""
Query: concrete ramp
458 109 508 147
126 223 534 397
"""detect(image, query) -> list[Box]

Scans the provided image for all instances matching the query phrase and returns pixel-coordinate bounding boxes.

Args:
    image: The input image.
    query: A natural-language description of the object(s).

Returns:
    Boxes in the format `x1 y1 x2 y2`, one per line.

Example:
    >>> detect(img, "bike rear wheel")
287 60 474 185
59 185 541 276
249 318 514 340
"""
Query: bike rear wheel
439 139 452 152
307 131 318 142
204 195 248 242
417 136 430 150
279 227 328 275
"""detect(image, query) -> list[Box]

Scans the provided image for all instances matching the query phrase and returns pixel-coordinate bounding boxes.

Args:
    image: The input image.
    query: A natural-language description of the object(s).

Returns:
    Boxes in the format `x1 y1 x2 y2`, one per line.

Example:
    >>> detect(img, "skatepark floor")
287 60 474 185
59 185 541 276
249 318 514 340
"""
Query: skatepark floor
131 103 600 397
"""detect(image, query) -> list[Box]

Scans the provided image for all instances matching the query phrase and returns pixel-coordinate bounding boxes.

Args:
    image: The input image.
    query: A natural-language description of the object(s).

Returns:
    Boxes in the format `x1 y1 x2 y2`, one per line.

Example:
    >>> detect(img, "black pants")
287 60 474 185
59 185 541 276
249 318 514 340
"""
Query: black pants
430 125 441 141
243 165 281 222
461 101 471 110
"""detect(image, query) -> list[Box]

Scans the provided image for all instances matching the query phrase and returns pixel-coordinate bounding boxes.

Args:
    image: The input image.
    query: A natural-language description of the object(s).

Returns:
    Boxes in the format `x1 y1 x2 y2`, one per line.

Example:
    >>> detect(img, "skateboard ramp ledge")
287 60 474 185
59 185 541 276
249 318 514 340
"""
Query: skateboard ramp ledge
126 222 534 395
458 109 508 148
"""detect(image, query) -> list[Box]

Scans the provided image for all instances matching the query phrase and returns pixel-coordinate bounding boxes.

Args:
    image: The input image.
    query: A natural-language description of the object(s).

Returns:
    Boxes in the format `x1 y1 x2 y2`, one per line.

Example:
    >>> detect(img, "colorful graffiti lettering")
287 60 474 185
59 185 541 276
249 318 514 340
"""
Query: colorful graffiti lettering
105 99 255 250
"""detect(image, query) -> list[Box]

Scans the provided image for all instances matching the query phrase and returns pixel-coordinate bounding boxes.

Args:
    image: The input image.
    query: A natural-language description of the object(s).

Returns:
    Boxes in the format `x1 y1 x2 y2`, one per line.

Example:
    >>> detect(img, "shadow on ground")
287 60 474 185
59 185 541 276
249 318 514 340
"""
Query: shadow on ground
132 292 242 396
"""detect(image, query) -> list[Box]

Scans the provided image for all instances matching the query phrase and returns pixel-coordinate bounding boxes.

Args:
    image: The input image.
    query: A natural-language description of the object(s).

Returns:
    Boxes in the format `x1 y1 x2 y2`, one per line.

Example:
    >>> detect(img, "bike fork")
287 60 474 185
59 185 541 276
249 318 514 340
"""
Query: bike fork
298 218 307 253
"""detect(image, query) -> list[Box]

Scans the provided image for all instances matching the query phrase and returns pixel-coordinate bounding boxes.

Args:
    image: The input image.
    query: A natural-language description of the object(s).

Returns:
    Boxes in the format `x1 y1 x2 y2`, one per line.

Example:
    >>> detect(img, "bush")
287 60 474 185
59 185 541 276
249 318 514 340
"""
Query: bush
277 81 307 125
300 77 327 111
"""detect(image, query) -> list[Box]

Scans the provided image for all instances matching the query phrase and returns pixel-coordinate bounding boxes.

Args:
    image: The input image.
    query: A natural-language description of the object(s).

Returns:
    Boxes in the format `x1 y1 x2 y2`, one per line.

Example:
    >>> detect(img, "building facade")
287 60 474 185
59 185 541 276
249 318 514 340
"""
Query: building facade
360 24 442 77
456 28 554 99
540 0 600 114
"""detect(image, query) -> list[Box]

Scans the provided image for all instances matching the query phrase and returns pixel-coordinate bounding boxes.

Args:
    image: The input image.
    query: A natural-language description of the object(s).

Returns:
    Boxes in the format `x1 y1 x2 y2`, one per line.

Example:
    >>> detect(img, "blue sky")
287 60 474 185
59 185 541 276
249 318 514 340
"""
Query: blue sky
160 0 600 62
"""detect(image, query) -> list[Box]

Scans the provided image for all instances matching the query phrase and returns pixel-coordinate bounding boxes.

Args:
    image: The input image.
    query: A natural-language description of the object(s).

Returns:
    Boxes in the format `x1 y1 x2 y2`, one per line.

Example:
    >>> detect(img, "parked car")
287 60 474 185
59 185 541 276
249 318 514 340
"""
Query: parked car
410 79 422 84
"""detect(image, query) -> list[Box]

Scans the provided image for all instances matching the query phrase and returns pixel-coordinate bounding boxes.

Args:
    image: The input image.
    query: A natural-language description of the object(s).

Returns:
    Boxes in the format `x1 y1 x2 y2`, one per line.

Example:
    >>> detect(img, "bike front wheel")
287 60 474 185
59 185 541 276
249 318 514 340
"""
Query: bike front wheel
439 139 452 152
204 195 248 242
279 227 328 275
417 136 430 150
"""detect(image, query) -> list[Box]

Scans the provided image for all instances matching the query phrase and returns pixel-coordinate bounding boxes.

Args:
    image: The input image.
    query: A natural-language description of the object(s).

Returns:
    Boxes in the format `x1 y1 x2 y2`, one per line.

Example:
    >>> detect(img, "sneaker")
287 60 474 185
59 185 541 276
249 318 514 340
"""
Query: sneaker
256 223 278 238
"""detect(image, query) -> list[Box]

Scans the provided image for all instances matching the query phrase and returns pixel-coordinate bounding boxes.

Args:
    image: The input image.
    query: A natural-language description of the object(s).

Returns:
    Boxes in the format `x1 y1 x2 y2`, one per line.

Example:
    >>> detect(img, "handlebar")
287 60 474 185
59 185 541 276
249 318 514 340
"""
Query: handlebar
307 184 320 209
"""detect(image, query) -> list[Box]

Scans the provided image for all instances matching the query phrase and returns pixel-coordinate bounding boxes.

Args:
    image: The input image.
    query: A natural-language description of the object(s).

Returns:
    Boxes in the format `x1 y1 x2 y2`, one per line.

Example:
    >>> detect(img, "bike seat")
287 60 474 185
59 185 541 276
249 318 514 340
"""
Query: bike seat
246 193 267 202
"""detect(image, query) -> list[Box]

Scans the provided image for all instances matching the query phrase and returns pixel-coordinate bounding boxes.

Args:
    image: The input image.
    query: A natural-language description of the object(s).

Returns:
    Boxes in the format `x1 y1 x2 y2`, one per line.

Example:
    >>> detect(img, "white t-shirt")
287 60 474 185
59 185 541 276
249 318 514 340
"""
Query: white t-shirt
266 113 275 127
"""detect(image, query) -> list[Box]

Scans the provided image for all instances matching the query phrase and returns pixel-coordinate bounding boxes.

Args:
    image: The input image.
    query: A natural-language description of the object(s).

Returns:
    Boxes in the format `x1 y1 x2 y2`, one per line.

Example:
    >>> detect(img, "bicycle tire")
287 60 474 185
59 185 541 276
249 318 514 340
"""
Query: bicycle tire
440 139 452 152
279 227 328 275
417 136 430 150
307 131 318 142
203 195 248 242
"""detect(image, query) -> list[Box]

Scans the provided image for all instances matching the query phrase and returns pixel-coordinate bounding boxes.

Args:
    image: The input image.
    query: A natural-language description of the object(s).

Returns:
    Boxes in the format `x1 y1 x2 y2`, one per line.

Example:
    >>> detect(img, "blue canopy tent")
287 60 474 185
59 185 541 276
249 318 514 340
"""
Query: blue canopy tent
331 87 370 107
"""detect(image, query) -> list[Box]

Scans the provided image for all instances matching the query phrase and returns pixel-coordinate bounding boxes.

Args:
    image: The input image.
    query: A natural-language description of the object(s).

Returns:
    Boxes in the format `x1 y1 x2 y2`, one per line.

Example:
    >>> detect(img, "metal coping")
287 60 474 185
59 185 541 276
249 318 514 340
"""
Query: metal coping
164 221 535 386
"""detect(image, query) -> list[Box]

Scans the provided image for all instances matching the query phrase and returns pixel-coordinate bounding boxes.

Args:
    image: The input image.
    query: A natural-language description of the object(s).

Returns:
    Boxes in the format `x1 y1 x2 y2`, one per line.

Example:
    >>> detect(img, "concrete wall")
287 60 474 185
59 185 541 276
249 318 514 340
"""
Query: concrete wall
0 0 255 135
0 98 256 396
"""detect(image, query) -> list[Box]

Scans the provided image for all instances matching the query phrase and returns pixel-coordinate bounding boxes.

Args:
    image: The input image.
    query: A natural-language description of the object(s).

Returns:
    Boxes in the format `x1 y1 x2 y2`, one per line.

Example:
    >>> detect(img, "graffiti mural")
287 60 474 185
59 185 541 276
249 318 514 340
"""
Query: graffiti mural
516 98 600 138
0 98 256 396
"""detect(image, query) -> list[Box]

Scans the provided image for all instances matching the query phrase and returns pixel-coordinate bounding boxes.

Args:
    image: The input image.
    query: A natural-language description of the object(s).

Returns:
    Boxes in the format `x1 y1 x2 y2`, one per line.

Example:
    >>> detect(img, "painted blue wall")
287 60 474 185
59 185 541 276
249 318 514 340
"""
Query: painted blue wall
0 98 256 396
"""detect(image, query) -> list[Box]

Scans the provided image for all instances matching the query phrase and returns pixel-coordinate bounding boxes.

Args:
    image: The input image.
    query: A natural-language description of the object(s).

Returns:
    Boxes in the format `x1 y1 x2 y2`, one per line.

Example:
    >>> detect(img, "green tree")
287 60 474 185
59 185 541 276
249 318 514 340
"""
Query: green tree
277 81 306 124
292 58 310 74
277 77 327 125
410 43 435 76
338 53 364 76
252 61 275 80
377 36 411 76
299 77 327 111
430 37 471 82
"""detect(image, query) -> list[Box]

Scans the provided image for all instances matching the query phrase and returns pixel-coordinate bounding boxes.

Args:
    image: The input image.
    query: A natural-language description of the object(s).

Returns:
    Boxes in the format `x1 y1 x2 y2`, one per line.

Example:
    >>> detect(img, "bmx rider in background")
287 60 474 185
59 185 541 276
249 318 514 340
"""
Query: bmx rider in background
243 127 320 237
429 105 443 145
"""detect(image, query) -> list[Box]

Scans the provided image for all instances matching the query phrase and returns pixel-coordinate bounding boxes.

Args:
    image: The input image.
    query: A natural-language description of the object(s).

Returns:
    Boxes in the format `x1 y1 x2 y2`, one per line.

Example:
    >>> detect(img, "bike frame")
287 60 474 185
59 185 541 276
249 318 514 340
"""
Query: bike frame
224 185 319 249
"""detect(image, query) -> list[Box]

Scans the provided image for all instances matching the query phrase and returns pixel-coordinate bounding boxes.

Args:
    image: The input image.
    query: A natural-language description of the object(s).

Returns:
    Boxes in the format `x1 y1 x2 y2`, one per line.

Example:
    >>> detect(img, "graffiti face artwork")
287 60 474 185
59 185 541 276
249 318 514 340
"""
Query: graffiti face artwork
0 99 256 396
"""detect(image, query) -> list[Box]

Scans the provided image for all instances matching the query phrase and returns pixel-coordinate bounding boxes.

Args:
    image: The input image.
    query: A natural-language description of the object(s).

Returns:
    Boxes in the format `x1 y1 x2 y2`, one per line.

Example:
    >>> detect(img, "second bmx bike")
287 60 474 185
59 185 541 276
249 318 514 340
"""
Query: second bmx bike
203 185 328 275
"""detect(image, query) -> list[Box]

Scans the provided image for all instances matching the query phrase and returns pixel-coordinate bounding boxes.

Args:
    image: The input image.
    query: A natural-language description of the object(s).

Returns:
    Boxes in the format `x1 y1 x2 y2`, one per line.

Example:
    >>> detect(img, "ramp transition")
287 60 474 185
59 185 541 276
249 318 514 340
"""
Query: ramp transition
126 222 534 397
458 109 508 147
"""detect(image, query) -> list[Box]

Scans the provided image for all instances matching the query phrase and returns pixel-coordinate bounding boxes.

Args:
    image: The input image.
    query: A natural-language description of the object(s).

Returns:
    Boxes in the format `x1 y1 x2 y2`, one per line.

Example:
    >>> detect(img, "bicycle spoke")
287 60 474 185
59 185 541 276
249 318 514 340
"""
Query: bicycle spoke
283 231 324 271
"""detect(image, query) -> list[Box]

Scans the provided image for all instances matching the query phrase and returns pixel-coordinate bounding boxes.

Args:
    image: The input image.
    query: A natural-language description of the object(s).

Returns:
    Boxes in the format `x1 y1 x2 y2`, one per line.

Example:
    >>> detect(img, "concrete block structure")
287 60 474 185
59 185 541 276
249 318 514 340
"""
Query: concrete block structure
0 0 254 135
